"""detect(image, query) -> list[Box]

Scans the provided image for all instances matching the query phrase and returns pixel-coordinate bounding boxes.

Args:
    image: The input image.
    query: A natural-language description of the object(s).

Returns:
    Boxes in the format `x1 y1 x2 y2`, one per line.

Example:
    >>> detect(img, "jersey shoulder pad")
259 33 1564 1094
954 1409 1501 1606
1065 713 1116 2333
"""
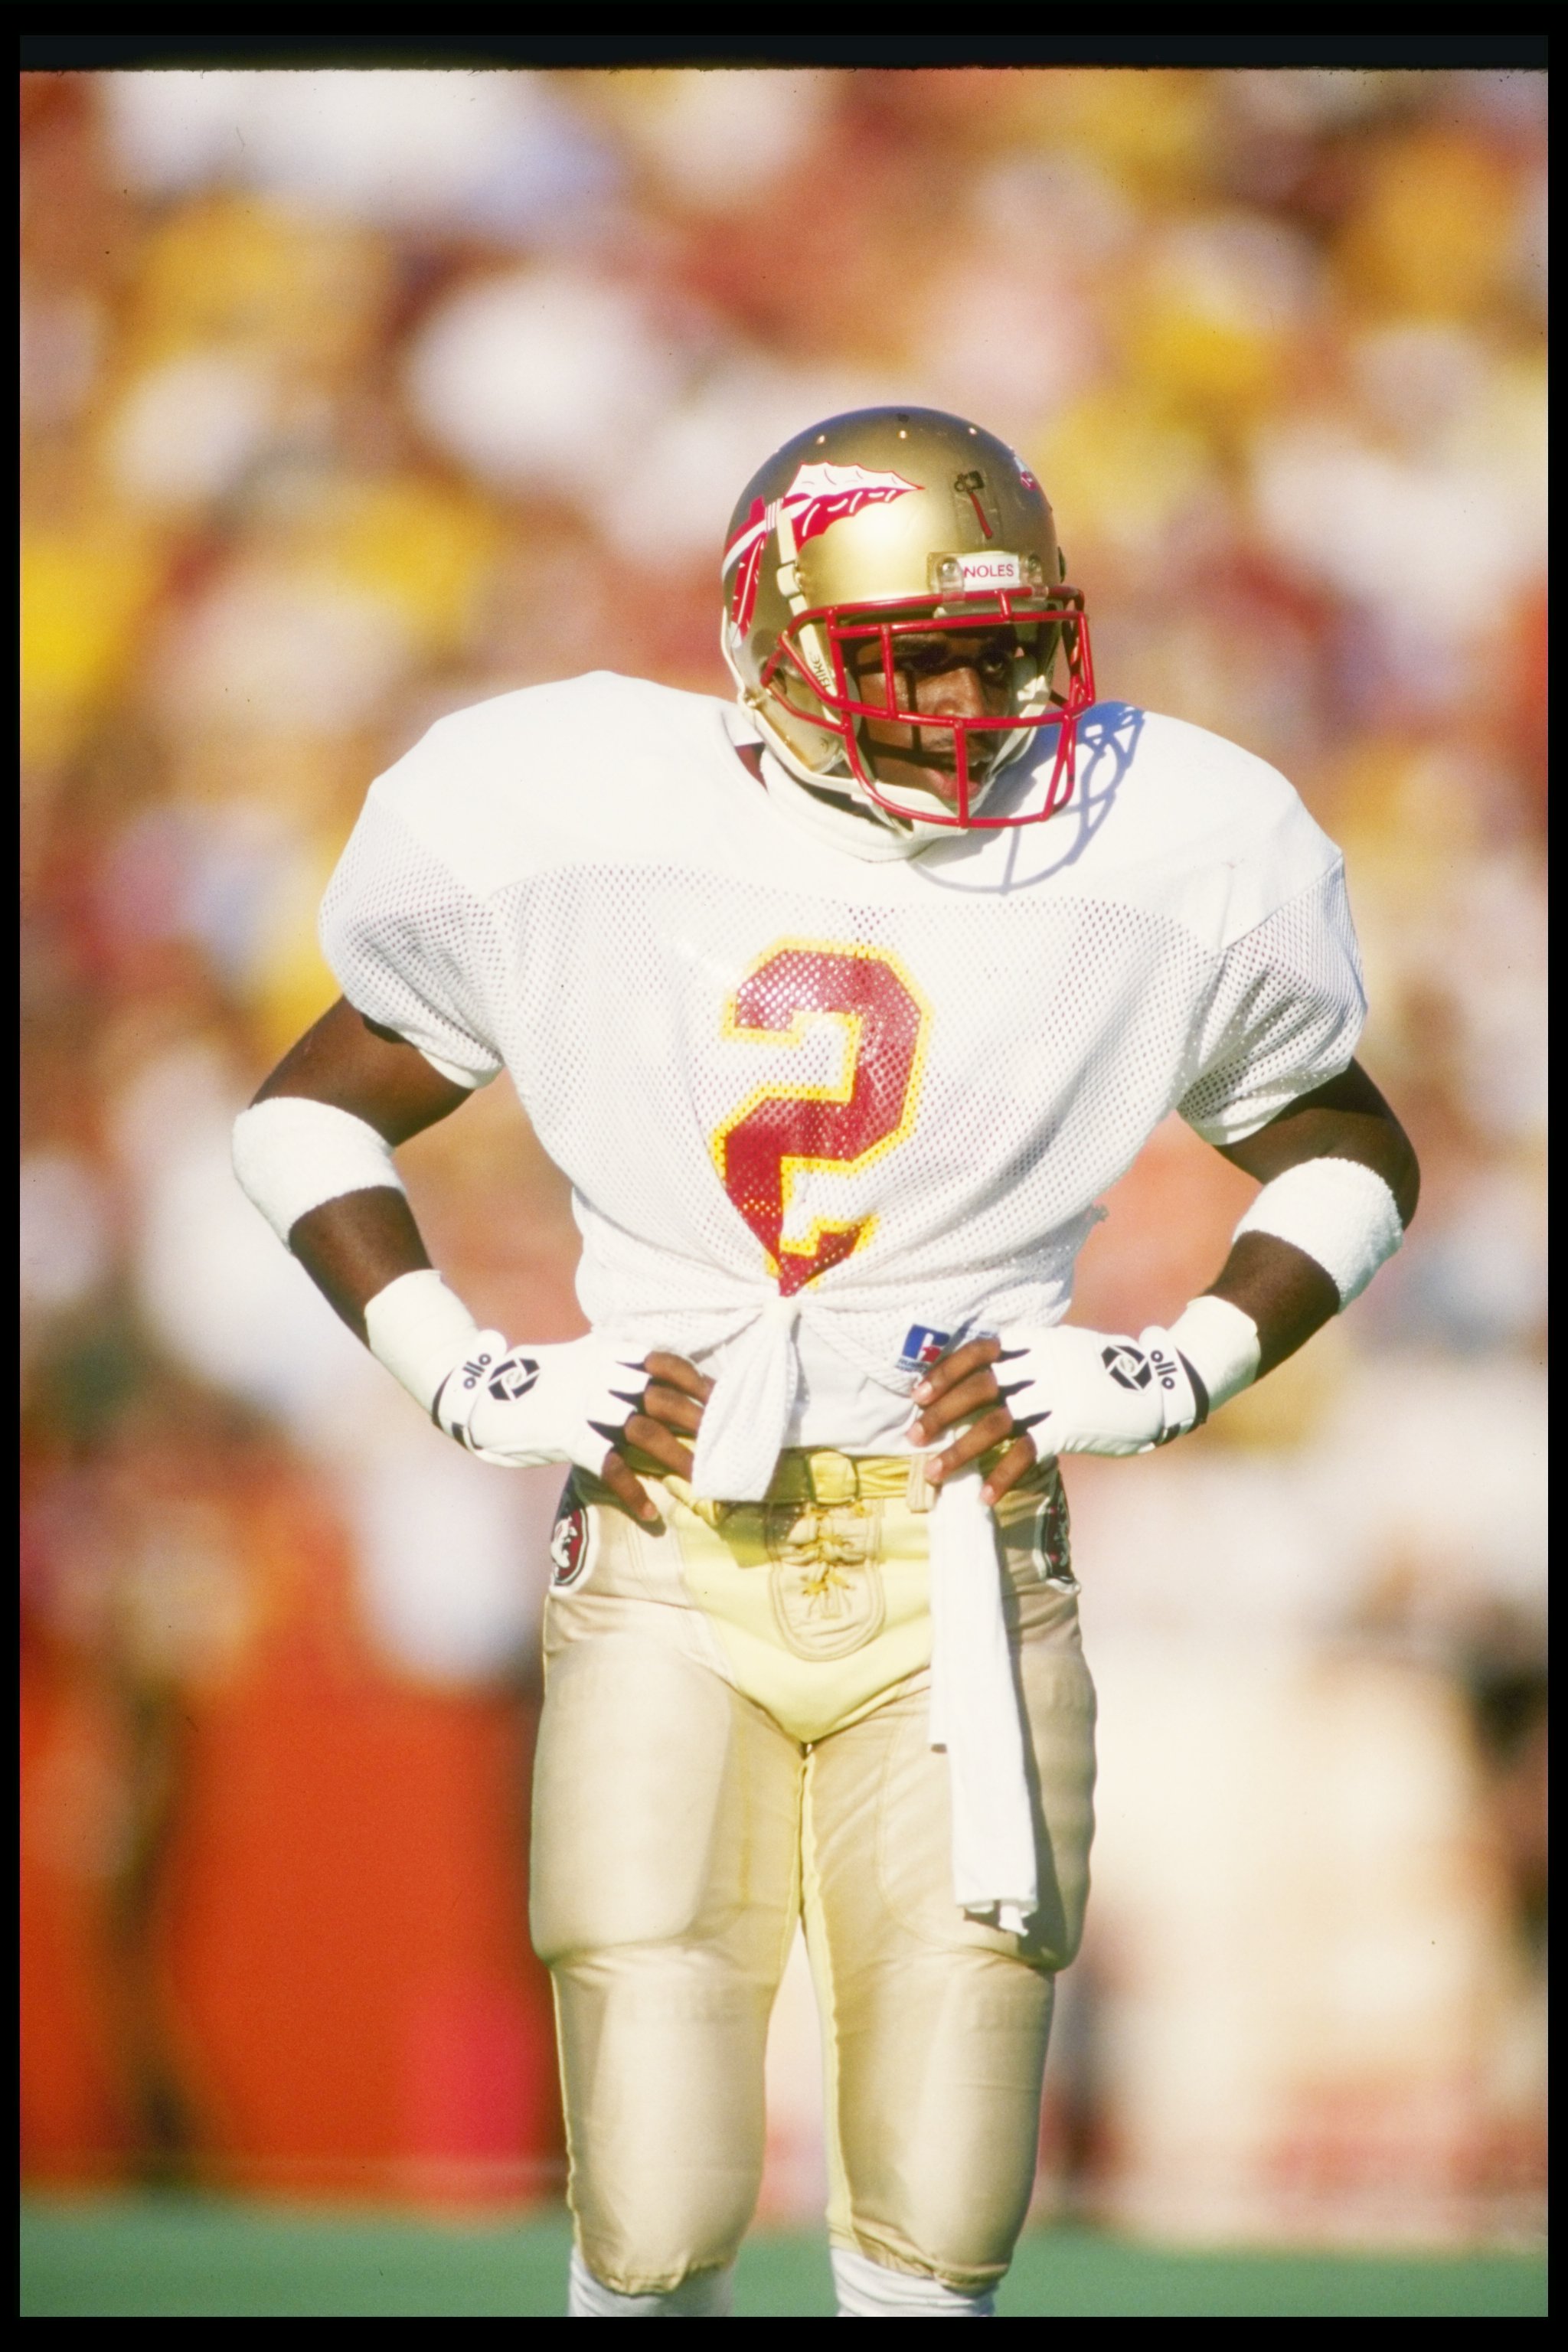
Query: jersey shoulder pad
367 672 736 892
1122 708 1343 936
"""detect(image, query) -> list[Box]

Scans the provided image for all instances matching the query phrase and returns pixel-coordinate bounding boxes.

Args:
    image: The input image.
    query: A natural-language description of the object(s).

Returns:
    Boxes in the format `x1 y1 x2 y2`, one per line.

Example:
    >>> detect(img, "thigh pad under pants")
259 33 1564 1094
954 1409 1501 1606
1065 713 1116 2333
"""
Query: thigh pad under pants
531 1452 1095 2298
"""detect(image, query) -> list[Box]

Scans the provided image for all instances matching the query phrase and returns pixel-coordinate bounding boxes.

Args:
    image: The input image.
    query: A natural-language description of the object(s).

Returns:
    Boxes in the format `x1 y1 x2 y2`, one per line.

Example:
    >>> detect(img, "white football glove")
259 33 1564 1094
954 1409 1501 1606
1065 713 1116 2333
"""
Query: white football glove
432 1331 652 1475
992 1323 1208 1458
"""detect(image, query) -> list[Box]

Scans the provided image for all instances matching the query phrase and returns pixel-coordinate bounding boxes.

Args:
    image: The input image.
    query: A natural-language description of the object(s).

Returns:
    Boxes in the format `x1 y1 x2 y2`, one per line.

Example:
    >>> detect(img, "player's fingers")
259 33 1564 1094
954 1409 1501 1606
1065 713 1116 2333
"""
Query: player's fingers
911 1337 1001 1403
639 1381 704 1436
926 1403 1017 1482
622 1414 697 1480
644 1351 714 1403
980 1435 1040 1509
907 1366 1001 1444
599 1449 662 1525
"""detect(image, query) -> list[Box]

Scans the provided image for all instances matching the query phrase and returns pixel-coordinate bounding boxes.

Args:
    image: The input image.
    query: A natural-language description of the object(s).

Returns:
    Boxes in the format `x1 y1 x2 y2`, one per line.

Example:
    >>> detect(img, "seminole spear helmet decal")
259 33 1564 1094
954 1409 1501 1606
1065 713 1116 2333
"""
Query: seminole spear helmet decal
720 407 1095 833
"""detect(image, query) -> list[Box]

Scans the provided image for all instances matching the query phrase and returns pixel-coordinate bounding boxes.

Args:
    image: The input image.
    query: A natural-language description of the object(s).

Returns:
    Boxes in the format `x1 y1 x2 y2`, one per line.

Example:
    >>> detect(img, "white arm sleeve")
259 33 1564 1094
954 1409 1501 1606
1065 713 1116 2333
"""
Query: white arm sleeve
1178 864 1367 1147
319 796 505 1092
232 1096 404 1245
1234 1156 1404 1307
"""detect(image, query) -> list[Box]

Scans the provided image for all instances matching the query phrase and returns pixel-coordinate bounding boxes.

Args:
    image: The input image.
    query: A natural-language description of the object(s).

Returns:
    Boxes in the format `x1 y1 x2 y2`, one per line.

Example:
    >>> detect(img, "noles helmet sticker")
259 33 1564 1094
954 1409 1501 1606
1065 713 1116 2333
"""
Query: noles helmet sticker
549 1494 597 1592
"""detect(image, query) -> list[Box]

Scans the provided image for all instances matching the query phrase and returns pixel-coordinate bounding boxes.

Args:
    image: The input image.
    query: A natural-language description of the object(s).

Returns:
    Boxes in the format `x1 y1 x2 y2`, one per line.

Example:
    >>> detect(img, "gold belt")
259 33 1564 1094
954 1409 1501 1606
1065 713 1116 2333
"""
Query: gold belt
762 1449 913 1506
649 1449 916 1520
619 1445 1055 1522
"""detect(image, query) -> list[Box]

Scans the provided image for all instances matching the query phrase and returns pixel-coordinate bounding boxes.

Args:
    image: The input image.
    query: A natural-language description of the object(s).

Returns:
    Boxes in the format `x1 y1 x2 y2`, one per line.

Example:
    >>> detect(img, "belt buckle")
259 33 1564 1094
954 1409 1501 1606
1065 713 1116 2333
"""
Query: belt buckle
807 1449 858 1508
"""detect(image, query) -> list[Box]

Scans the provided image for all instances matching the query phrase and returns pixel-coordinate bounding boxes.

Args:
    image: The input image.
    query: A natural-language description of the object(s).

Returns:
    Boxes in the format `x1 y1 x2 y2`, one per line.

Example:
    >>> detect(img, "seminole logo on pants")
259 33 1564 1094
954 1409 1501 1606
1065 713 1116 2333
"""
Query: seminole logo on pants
550 1491 596 1591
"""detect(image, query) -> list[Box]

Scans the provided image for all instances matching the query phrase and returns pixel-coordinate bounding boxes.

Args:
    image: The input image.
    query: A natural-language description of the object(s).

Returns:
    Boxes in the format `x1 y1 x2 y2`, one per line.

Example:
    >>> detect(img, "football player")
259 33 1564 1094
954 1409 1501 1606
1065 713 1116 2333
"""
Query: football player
234 409 1417 2317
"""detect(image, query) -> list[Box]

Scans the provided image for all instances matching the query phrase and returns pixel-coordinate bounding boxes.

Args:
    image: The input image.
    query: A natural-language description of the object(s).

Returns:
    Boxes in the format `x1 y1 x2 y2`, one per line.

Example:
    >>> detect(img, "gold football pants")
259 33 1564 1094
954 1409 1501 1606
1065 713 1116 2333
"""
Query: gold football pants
529 1451 1096 2298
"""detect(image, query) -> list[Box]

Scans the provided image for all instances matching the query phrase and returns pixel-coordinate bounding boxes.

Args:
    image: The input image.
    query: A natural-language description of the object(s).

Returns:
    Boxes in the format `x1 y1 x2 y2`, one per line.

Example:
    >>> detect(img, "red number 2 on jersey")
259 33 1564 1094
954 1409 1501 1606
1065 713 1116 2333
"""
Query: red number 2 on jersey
712 941 930 1295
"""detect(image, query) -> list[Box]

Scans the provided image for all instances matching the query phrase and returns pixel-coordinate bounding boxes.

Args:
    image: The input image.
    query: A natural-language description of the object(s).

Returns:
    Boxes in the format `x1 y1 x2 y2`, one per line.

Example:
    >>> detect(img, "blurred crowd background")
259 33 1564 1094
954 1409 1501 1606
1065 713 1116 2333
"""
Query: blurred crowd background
21 64 1545 2242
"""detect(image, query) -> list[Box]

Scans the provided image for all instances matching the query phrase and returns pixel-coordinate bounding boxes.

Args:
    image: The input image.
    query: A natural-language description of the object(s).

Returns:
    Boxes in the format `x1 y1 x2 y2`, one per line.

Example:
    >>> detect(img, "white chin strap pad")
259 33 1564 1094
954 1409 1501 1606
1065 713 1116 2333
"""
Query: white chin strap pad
1233 1155 1404 1306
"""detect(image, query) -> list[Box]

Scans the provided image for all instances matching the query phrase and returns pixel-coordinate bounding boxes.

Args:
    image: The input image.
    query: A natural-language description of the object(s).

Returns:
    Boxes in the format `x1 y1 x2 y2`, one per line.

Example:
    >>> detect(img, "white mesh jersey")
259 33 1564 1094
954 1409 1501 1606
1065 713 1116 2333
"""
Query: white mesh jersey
322 674 1365 1452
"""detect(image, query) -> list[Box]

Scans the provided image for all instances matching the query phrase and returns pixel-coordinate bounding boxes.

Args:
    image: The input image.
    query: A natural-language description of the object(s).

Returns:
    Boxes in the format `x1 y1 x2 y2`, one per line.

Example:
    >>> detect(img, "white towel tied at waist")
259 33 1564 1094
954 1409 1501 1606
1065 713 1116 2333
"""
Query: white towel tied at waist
679 1290 1037 1933
928 1468 1038 1935
689 1292 802 1502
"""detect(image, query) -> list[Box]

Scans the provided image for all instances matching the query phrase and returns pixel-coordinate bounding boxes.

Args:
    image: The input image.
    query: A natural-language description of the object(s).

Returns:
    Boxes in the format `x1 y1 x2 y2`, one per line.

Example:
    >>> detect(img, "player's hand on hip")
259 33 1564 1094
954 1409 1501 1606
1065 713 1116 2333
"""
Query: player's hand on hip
910 1324 1204 1506
907 1335 1038 1506
439 1337 710 1524
604 1351 712 1523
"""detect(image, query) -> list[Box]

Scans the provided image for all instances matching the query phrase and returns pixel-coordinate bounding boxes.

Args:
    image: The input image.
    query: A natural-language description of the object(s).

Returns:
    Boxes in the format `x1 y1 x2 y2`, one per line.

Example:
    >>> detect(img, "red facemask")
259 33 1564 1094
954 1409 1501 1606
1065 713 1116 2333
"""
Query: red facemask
758 589 1096 828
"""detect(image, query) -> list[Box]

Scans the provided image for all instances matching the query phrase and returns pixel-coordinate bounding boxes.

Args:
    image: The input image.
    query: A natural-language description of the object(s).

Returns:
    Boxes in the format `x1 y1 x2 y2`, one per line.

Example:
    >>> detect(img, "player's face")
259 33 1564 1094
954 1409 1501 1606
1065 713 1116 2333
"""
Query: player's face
846 629 1020 805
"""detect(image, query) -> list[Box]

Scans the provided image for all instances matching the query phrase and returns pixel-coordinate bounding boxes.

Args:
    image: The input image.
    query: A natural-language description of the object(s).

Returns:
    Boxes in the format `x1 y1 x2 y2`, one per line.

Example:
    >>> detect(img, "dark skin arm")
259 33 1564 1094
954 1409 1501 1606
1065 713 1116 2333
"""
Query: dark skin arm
253 996 707 1524
910 1060 1419 1505
263 1007 1416 1514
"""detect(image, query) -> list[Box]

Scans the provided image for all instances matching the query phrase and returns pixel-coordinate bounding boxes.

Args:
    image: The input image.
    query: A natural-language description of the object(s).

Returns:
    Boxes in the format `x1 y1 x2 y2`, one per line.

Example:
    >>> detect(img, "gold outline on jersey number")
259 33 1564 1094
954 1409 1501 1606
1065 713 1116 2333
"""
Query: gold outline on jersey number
710 936 931 1283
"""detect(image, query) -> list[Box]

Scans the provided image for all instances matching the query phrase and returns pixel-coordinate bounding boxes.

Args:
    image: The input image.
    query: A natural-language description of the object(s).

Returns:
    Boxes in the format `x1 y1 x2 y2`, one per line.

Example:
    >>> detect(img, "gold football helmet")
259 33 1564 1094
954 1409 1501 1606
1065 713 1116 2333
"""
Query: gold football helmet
721 406 1095 831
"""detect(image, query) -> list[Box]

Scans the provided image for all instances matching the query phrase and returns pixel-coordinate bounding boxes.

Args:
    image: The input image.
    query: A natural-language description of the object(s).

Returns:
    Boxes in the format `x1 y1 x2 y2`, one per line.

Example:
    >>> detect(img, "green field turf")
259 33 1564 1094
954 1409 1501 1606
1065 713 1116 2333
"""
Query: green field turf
19 2197 1547 2318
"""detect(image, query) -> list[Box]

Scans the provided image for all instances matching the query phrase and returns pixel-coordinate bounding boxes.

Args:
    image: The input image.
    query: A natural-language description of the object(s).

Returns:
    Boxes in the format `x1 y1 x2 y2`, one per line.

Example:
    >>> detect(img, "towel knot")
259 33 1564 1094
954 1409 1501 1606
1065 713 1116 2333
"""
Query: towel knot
690 1289 805 1501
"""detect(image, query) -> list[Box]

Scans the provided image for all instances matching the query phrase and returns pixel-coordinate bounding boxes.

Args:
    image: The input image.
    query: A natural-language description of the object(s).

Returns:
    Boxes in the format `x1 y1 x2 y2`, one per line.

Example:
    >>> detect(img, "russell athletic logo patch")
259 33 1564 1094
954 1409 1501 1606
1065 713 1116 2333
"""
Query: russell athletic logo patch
897 1325 951 1374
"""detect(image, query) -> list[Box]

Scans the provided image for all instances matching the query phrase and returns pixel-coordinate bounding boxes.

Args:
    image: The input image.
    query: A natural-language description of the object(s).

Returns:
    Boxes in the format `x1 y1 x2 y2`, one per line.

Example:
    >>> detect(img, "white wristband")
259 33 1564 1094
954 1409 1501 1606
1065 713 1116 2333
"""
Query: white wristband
1233 1157 1403 1308
1166 1294 1262 1414
233 1096 403 1245
364 1269 482 1414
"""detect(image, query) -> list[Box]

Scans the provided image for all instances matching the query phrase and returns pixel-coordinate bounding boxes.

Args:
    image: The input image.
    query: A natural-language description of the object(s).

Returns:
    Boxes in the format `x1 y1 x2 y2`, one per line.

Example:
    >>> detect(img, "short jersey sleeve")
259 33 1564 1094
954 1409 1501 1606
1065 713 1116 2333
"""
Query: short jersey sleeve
1178 861 1367 1145
318 794 505 1089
